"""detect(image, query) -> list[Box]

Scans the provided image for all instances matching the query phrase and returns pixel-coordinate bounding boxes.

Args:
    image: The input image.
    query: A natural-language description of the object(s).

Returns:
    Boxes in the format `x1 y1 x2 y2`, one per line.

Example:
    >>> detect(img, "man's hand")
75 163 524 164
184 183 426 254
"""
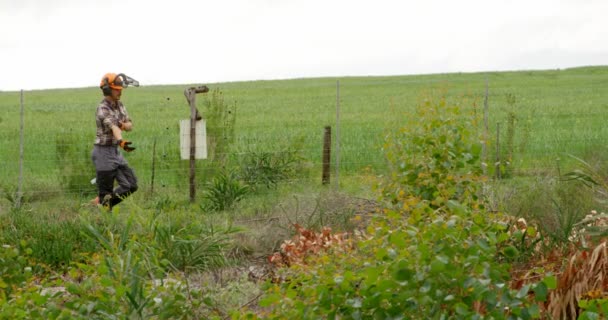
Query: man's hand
118 139 136 152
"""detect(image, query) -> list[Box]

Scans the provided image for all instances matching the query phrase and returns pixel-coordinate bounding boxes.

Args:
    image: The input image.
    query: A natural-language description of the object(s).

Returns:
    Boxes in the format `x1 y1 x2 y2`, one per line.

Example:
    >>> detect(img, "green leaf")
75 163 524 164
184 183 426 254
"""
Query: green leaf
430 259 446 273
534 282 548 302
578 311 600 320
100 276 114 287
259 293 281 307
542 275 557 289
393 267 414 282
516 284 531 299
375 248 388 260
447 200 466 216
455 302 470 315
502 246 519 259
389 231 408 249
364 266 381 285
497 232 510 243
527 304 541 318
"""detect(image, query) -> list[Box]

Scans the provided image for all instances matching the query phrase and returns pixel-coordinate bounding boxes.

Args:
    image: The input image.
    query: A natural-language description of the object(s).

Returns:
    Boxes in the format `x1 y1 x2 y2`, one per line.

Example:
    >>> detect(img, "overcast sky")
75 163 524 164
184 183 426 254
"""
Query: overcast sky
1 0 607 91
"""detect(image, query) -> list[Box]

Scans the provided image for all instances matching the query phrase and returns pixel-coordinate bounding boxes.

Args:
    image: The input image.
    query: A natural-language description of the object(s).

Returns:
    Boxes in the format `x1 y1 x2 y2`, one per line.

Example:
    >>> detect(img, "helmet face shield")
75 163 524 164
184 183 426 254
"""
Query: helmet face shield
100 73 139 93
110 75 124 90
115 73 139 88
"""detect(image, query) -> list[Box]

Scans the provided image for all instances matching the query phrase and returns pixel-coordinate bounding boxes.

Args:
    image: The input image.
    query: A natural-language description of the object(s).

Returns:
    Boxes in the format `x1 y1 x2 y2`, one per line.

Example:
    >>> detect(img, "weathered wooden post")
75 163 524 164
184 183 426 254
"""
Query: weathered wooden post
335 80 340 191
17 89 24 208
322 126 331 185
184 86 209 203
495 122 501 180
483 77 489 176
150 137 157 196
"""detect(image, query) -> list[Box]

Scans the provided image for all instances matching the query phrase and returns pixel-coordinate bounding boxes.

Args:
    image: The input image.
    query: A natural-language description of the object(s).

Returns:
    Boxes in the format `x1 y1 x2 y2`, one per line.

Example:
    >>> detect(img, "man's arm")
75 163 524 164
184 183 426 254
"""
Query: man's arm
120 121 133 131
111 124 124 141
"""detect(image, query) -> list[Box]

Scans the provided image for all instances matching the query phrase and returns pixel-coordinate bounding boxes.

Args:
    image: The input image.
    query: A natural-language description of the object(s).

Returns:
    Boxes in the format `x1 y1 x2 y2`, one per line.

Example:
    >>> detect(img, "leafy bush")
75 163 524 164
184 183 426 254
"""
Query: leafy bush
251 92 545 319
0 241 33 299
380 94 483 210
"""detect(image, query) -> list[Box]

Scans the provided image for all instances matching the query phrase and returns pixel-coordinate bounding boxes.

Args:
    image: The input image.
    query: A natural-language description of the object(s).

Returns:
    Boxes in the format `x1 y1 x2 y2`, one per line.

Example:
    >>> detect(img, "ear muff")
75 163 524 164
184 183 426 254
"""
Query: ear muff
101 75 112 96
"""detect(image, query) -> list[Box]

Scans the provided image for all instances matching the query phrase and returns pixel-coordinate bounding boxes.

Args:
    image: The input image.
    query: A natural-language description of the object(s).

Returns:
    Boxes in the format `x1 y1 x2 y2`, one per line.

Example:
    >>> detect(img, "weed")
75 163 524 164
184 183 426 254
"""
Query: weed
202 169 249 211
203 88 237 167
55 132 96 197
238 136 306 190
0 209 98 269
152 221 240 272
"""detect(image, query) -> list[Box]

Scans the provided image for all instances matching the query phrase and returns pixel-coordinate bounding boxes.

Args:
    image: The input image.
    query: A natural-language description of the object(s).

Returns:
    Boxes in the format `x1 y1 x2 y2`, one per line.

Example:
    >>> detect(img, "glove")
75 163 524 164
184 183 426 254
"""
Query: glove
118 139 136 152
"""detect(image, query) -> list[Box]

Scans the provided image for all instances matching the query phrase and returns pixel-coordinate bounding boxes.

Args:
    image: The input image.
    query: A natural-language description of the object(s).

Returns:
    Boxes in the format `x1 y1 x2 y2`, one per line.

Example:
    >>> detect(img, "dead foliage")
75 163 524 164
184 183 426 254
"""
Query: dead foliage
546 242 608 319
268 223 353 268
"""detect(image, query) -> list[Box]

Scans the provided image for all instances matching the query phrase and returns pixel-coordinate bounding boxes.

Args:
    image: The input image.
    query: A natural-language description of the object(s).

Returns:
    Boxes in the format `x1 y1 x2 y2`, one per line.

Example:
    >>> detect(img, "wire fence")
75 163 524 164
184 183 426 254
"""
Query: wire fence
2 71 608 206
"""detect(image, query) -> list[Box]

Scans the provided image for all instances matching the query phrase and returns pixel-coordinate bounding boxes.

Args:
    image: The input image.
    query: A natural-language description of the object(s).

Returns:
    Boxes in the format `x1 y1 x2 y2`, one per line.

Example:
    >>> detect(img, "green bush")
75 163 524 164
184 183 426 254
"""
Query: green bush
251 92 545 319
0 223 211 319
0 241 33 299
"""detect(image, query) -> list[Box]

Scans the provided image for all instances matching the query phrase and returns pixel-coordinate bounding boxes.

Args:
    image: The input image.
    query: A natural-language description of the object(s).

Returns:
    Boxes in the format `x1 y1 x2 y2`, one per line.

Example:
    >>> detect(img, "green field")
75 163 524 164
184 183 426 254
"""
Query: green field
1 66 608 318
2 66 608 208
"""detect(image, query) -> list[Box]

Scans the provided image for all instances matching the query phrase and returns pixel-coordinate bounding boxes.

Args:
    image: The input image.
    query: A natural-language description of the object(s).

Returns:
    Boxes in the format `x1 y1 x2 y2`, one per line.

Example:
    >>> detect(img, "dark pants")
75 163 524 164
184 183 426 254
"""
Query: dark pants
92 145 138 209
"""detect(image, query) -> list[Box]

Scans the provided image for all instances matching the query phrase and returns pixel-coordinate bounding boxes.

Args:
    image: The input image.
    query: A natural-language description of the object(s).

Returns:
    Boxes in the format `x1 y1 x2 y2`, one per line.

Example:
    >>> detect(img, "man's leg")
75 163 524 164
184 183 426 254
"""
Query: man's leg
97 170 117 210
92 145 119 211
111 165 138 207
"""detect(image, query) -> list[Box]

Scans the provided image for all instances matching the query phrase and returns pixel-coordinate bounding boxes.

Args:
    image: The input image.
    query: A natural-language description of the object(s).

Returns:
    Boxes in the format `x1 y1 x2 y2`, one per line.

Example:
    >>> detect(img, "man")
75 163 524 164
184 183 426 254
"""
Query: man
91 73 138 211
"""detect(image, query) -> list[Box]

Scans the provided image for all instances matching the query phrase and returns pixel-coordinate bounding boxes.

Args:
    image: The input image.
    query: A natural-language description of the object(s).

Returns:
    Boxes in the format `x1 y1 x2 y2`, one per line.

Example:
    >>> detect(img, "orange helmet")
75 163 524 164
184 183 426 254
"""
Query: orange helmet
100 73 124 91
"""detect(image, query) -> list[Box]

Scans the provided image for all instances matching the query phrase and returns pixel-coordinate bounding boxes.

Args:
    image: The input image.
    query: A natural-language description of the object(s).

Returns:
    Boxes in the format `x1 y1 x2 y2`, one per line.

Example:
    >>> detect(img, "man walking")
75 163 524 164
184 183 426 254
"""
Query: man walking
92 73 139 211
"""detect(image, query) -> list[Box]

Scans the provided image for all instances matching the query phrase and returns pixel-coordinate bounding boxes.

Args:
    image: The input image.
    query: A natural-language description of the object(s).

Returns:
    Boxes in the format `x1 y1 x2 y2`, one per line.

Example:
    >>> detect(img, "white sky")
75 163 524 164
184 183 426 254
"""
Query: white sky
1 0 607 91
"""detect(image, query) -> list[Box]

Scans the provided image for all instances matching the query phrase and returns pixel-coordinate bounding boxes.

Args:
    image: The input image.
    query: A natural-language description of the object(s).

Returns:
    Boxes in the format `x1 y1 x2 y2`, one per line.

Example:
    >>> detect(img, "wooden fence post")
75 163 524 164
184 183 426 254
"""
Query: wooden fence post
483 77 489 176
322 126 331 185
335 80 340 191
150 137 157 196
183 86 209 203
17 89 24 208
495 122 501 180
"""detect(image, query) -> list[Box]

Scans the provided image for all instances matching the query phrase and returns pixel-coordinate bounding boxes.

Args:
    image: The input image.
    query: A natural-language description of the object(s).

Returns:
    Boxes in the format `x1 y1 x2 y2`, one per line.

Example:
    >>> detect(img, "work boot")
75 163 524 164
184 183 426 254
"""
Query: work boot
101 194 113 212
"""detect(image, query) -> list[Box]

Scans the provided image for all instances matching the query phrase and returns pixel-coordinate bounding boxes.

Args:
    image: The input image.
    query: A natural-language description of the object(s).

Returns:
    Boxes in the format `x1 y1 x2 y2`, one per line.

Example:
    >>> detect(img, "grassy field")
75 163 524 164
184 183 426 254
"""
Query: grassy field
1 66 608 207
1 67 608 317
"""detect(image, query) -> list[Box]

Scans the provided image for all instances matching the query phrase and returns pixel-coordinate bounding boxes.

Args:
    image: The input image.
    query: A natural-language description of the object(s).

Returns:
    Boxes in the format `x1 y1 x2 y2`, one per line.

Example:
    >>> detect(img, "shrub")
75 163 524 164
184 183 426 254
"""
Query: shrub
251 91 545 319
380 93 483 210
0 241 33 299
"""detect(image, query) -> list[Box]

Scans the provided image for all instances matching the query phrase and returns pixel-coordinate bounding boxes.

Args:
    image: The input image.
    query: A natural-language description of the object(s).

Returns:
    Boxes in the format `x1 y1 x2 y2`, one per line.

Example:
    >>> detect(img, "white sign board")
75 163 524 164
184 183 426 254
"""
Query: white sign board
180 119 207 160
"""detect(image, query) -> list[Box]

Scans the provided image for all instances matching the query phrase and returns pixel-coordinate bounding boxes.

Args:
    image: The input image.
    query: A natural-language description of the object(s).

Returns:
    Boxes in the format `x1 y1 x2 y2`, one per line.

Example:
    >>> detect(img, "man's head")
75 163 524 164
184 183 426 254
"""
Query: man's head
100 73 125 101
